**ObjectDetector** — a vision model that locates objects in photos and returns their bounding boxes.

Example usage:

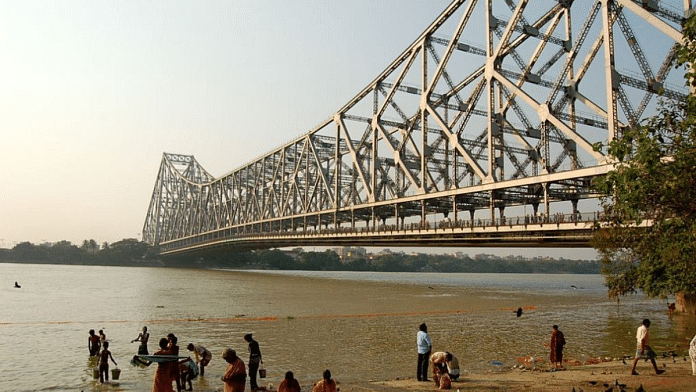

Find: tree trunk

[675,293,696,313]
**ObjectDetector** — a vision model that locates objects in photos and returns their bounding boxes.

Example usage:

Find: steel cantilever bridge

[143,0,691,256]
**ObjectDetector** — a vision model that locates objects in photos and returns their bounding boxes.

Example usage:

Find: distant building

[334,246,366,262]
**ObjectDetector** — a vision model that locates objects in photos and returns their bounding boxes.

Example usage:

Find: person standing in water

[88,329,101,357]
[152,338,175,392]
[244,333,263,391]
[186,343,212,376]
[167,333,183,392]
[132,326,150,355]
[97,341,117,383]
[221,348,247,392]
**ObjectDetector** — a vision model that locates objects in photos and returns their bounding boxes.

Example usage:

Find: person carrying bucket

[97,341,118,383]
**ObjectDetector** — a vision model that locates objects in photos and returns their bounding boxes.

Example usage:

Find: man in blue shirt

[416,323,432,381]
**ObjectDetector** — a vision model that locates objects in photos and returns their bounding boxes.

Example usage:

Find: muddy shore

[337,358,694,392]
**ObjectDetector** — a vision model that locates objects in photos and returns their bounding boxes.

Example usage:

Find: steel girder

[143,0,690,248]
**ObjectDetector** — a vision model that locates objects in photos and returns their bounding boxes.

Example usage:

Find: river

[1,263,693,392]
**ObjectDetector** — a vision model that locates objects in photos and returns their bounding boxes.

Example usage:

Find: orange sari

[151,349,175,392]
[222,357,247,392]
[311,379,336,392]
[277,378,301,392]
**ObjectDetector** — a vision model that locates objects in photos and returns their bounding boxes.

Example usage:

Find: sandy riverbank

[338,358,695,392]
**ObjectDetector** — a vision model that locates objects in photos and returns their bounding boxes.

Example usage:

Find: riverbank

[342,359,695,392]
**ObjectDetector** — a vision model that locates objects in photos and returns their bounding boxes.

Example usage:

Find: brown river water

[1,263,694,391]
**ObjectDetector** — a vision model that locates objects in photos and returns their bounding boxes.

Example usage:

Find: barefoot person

[244,333,263,390]
[132,326,150,355]
[179,357,199,391]
[152,338,175,392]
[88,329,101,357]
[187,343,212,376]
[549,325,566,369]
[630,319,664,376]
[446,352,460,381]
[221,349,247,392]
[97,341,117,384]
[167,333,182,392]
[429,351,452,389]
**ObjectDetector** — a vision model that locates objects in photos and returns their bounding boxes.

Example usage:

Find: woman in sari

[221,348,247,392]
[277,371,301,392]
[311,369,336,392]
[152,338,175,392]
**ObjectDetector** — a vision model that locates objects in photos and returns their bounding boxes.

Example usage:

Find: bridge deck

[159,213,597,256]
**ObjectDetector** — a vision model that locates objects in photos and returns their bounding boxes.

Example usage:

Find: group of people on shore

[417,317,696,389]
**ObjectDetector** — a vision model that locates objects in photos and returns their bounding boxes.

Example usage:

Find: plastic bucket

[259,368,266,378]
[111,368,121,380]
[92,368,99,379]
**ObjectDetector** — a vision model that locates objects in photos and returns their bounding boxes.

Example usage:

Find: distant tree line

[169,249,601,274]
[0,239,158,266]
[0,240,600,274]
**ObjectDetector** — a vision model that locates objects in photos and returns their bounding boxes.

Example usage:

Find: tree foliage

[592,14,696,299]
[2,238,155,265]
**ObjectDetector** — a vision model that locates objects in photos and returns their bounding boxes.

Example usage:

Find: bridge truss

[143,0,691,255]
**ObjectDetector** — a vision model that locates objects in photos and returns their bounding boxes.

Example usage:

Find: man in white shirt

[187,343,212,376]
[630,319,664,376]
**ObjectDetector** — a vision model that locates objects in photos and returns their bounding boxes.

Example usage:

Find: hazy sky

[0,0,602,258]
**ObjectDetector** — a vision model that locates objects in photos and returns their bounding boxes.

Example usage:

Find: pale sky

[0,0,618,259]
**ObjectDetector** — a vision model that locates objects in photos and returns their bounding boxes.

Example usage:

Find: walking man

[630,319,664,376]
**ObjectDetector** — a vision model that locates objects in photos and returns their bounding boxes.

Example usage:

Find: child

[97,341,117,383]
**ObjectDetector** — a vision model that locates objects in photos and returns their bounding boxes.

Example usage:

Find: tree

[592,14,696,308]
[257,249,299,270]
